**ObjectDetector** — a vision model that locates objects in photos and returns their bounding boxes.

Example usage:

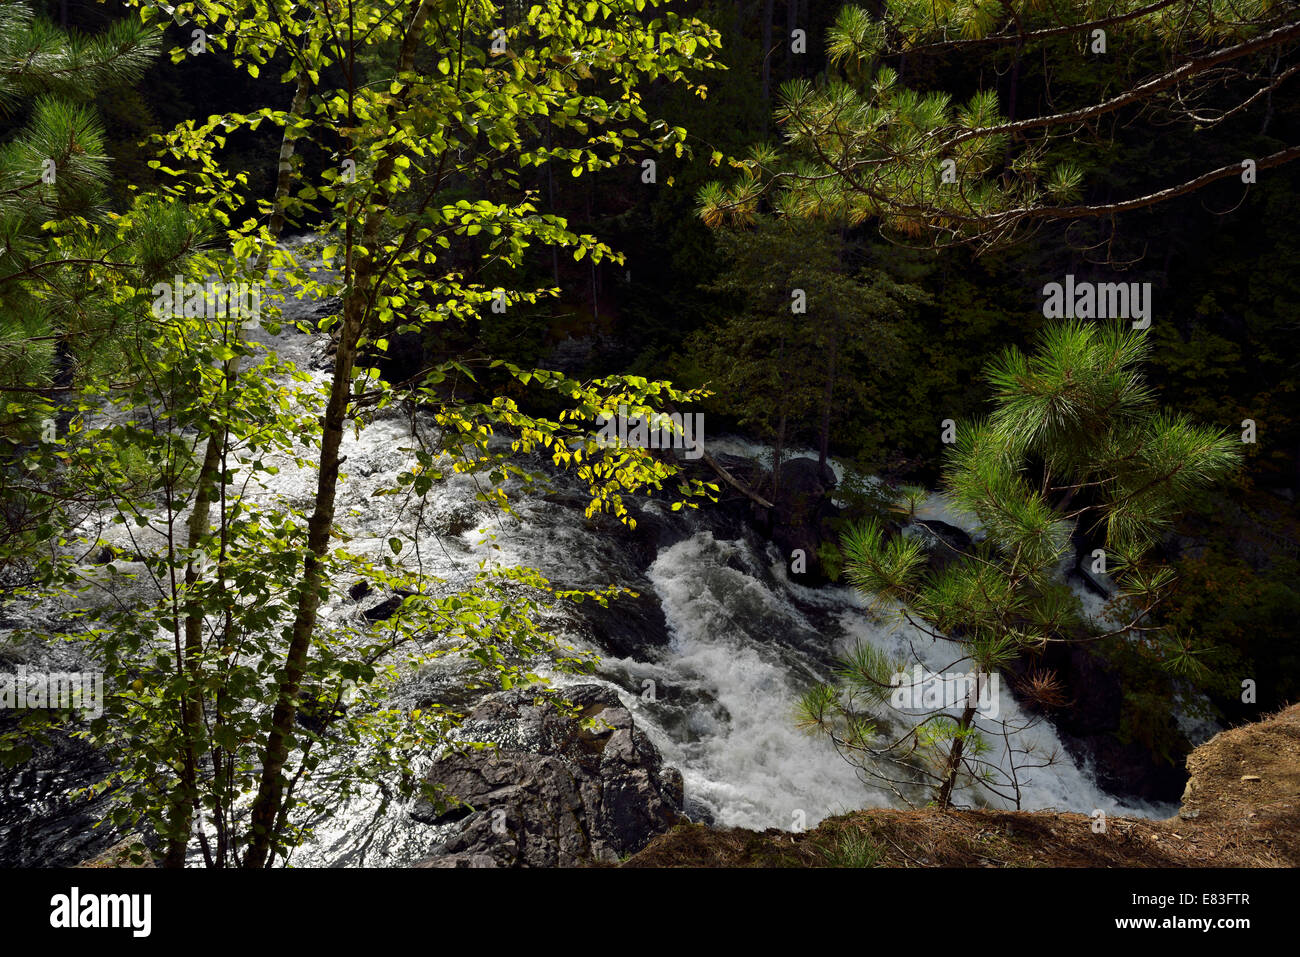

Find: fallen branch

[695,446,775,510]
[661,400,775,509]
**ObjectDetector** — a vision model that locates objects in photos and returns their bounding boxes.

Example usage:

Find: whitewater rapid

[0,239,1181,866]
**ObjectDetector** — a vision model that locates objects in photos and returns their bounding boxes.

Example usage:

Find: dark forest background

[20,0,1300,759]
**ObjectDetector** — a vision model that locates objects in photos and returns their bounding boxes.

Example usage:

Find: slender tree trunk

[771,329,788,501]
[761,0,774,109]
[243,1,430,868]
[817,329,837,480]
[785,0,798,80]
[772,408,787,501]
[243,285,362,867]
[161,435,223,867]
[587,178,598,321]
[546,117,559,285]
[163,72,313,868]
[1002,39,1022,174]
[937,699,978,808]
[1261,53,1278,135]
[818,237,849,483]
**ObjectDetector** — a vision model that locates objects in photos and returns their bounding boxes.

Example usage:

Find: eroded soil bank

[622,704,1300,868]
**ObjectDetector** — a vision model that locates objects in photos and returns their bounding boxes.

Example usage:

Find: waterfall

[0,242,1177,866]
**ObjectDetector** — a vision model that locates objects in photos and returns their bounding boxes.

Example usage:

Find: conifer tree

[0,1,162,424]
[798,320,1241,807]
[0,4,202,581]
[700,1,1300,249]
[688,216,924,490]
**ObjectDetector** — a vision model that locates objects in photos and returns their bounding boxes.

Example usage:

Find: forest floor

[623,704,1300,868]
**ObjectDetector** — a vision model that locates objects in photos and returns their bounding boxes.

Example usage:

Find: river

[0,240,1181,866]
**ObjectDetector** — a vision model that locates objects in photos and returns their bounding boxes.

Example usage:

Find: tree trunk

[243,1,430,868]
[817,329,837,480]
[546,117,559,285]
[785,0,798,81]
[937,699,978,808]
[699,447,775,510]
[163,71,313,868]
[1002,39,1022,174]
[761,0,774,109]
[772,408,787,502]
[663,399,774,509]
[771,327,789,501]
[243,285,363,867]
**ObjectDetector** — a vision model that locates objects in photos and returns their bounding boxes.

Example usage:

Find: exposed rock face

[902,519,973,573]
[412,684,683,867]
[360,589,413,622]
[576,588,672,660]
[768,457,839,581]
[77,834,153,868]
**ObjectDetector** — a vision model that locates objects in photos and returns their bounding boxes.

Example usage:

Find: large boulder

[902,519,973,573]
[768,457,839,582]
[77,834,153,868]
[412,684,683,867]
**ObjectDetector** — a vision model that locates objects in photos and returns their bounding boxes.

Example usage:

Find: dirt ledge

[622,704,1300,868]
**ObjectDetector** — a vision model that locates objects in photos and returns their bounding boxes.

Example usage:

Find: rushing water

[1,242,1182,866]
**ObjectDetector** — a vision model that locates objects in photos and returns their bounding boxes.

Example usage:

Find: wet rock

[541,335,601,374]
[766,457,839,582]
[302,294,342,322]
[1007,641,1187,804]
[903,519,973,573]
[361,590,414,622]
[77,834,153,868]
[414,852,497,868]
[1073,566,1112,598]
[577,587,672,658]
[411,684,684,867]
[91,545,136,566]
[439,503,480,538]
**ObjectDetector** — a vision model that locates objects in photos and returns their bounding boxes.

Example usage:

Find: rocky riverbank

[622,703,1300,867]
[75,697,1296,868]
[412,684,684,867]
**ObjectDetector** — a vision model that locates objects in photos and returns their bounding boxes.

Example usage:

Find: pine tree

[699,1,1300,249]
[0,5,205,583]
[798,320,1242,808]
[689,216,925,492]
[0,2,161,438]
